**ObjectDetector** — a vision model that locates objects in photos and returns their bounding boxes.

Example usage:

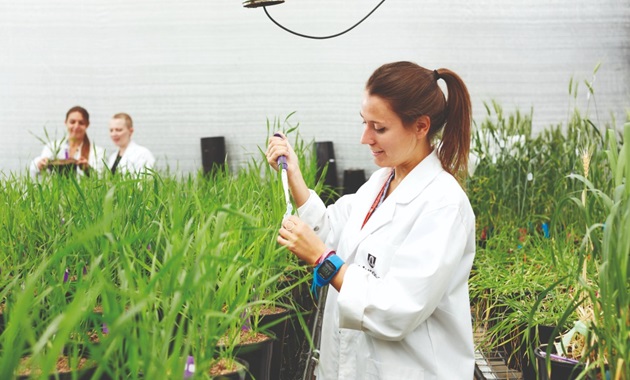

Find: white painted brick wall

[1,0,628,181]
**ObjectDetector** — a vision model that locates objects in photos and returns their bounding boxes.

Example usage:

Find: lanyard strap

[110,153,123,174]
[361,170,395,229]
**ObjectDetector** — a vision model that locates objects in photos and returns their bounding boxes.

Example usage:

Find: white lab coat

[298,150,476,380]
[107,141,155,175]
[30,139,106,177]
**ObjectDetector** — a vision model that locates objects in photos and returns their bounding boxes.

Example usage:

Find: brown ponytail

[434,68,471,183]
[366,62,472,184]
[81,135,90,162]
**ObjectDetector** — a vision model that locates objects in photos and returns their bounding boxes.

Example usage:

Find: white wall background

[1,0,629,179]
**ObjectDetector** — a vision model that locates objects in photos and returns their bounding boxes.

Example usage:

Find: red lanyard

[361,170,395,229]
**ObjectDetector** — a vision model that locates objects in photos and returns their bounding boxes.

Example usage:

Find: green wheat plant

[0,114,327,378]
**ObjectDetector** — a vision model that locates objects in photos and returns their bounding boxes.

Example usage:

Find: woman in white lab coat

[107,113,155,175]
[30,106,106,177]
[267,61,476,380]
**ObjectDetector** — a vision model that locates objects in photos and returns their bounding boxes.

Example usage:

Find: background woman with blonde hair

[107,112,155,175]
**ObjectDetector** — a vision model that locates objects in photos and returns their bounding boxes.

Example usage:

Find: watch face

[318,260,337,280]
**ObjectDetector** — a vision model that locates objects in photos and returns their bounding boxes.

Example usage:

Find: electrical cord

[263,0,387,40]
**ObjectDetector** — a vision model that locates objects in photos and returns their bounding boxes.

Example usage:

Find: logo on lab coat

[367,253,376,268]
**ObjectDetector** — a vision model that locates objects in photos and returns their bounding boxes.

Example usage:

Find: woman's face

[109,118,133,149]
[65,111,89,142]
[360,92,424,172]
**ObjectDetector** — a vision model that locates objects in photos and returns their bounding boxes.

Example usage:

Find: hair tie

[433,69,440,80]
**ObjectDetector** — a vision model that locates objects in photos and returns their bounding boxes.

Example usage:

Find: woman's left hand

[279,215,327,265]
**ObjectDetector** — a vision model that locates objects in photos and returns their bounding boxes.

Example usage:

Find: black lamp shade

[243,0,284,8]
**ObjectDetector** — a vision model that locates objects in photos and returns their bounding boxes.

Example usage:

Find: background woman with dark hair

[267,61,476,379]
[30,105,105,177]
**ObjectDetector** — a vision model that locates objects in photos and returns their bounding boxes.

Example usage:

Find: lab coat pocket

[363,357,425,380]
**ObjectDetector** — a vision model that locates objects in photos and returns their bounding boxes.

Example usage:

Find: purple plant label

[183,355,195,378]
[83,265,88,275]
[102,323,109,334]
[549,353,580,364]
[539,351,580,365]
[63,268,69,283]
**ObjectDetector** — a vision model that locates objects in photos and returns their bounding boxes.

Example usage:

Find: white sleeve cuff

[337,264,369,331]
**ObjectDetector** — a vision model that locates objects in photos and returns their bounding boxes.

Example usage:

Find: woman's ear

[415,115,431,138]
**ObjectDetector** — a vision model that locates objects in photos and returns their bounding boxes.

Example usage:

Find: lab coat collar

[355,149,444,244]
[119,141,138,157]
[389,149,444,205]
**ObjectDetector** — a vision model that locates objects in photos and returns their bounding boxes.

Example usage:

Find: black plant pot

[534,344,590,380]
[276,277,315,380]
[201,136,227,176]
[277,275,312,310]
[227,333,274,380]
[519,325,557,380]
[343,169,366,195]
[259,308,291,380]
[315,141,340,205]
[499,322,558,379]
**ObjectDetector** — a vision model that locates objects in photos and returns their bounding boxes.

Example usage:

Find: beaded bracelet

[314,249,336,267]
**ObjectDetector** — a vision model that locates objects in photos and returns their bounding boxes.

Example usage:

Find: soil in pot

[182,356,248,380]
[209,357,249,380]
[68,328,108,346]
[218,331,273,380]
[16,354,96,380]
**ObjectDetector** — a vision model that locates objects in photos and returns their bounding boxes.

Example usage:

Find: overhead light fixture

[243,0,387,40]
[243,0,284,8]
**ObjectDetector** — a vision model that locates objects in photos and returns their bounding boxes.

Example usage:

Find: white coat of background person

[267,62,476,379]
[30,105,106,178]
[107,113,155,175]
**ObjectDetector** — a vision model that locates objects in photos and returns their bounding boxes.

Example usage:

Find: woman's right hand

[266,132,300,174]
[37,157,49,171]
[265,132,311,208]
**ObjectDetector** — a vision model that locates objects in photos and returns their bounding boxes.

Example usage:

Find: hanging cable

[263,0,387,40]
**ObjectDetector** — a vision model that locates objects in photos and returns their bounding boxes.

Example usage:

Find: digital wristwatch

[311,254,344,298]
